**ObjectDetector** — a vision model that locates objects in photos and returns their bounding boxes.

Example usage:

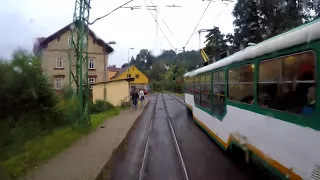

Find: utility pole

[69,0,132,126]
[70,0,91,125]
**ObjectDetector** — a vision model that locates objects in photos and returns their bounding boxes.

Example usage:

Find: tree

[203,27,228,60]
[232,0,263,48]
[231,0,307,49]
[121,63,129,68]
[130,49,156,72]
[304,0,320,20]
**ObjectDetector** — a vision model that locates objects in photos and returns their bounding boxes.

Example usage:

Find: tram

[183,19,320,180]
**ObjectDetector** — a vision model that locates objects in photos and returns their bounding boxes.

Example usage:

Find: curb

[95,100,151,180]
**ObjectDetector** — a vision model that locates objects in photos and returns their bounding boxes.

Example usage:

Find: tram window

[201,74,211,108]
[194,76,201,105]
[212,70,226,117]
[258,51,316,115]
[186,77,193,93]
[228,64,254,104]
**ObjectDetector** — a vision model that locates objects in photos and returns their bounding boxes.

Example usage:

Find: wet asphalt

[105,93,276,180]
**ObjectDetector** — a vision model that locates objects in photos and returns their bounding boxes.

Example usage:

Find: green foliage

[0,50,58,121]
[201,1,320,62]
[90,100,115,114]
[0,50,121,178]
[231,0,310,49]
[203,27,229,60]
[120,99,131,109]
[0,50,69,165]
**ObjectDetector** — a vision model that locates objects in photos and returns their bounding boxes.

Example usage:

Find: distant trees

[204,0,319,60]
[124,1,320,92]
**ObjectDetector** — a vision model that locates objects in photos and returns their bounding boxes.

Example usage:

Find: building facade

[33,22,114,91]
[92,78,133,106]
[107,67,120,80]
[110,65,149,90]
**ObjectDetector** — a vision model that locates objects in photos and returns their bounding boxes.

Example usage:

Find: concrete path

[24,100,149,180]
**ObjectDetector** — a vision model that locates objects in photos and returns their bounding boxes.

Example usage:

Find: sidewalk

[24,100,150,180]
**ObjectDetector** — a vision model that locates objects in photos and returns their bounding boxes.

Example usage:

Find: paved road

[106,93,276,180]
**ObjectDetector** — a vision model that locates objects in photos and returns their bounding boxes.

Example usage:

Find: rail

[161,93,189,180]
[139,93,159,180]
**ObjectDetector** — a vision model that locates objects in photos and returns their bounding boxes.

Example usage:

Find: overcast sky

[0,0,236,67]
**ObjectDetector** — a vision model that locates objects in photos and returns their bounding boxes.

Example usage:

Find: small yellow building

[92,78,133,106]
[110,65,149,90]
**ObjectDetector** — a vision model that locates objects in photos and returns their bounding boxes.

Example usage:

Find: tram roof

[184,18,320,78]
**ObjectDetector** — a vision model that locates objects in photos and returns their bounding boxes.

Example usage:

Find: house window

[68,36,72,46]
[88,78,95,88]
[55,78,63,90]
[135,74,139,78]
[56,57,63,68]
[88,58,95,69]
[127,74,131,78]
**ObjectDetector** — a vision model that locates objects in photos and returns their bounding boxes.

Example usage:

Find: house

[33,21,114,91]
[110,65,149,90]
[92,78,134,106]
[107,67,120,80]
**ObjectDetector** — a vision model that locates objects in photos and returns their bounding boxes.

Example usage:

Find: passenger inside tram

[259,53,315,115]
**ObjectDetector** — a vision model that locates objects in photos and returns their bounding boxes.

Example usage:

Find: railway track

[166,93,184,105]
[161,93,189,180]
[139,93,189,180]
[138,93,158,180]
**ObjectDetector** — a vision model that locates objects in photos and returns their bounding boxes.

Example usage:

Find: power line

[89,0,134,25]
[143,0,176,51]
[212,2,230,22]
[148,0,175,36]
[183,0,212,49]
[196,2,230,49]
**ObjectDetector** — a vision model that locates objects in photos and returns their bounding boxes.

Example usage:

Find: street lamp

[127,47,134,72]
[103,41,116,101]
[127,47,134,88]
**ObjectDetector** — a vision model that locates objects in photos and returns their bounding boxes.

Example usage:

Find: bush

[120,99,131,109]
[0,50,68,165]
[90,100,115,114]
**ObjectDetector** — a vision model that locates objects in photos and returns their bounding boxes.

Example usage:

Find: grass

[1,108,120,178]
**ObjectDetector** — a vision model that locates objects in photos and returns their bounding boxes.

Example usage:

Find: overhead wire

[143,0,176,51]
[183,0,212,49]
[184,0,232,49]
[148,0,175,36]
[89,0,135,25]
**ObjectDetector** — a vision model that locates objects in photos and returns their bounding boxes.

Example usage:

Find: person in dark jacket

[131,88,139,110]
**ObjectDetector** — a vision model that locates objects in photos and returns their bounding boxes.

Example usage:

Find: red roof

[107,67,121,72]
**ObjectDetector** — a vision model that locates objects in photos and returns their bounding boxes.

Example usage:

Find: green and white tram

[184,19,320,180]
